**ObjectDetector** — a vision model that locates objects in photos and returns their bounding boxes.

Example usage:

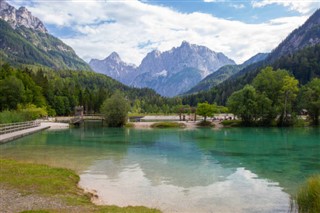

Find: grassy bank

[221,120,242,127]
[196,120,215,127]
[151,122,186,128]
[296,175,320,213]
[0,158,161,213]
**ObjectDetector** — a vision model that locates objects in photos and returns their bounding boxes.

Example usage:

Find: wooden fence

[0,121,40,135]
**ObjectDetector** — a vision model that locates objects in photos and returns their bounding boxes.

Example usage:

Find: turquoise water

[1,123,319,212]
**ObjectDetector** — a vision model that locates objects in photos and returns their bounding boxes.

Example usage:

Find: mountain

[185,53,269,94]
[0,0,47,33]
[242,53,269,66]
[131,41,235,97]
[89,52,137,85]
[133,67,203,97]
[137,41,235,78]
[182,9,320,105]
[0,0,90,70]
[90,41,235,97]
[268,9,320,62]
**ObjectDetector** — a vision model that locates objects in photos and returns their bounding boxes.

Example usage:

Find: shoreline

[0,158,160,213]
[132,120,224,129]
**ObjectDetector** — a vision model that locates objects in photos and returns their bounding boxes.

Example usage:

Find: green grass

[124,123,135,128]
[0,159,161,213]
[196,120,215,127]
[221,120,242,127]
[296,175,320,213]
[151,122,186,128]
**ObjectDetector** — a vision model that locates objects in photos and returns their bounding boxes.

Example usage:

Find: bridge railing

[0,121,40,135]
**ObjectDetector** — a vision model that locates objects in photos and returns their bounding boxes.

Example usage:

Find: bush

[221,120,241,127]
[151,122,186,128]
[196,120,215,127]
[0,110,25,124]
[124,122,135,128]
[296,175,320,213]
[0,104,47,124]
[18,104,47,120]
[100,91,130,127]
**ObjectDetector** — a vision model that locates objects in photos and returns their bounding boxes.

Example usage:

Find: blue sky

[8,0,320,64]
[146,0,300,23]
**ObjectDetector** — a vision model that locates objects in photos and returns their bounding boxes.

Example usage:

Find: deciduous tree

[100,91,130,127]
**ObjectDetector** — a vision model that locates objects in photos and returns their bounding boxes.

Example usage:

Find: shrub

[100,91,130,127]
[296,175,320,213]
[196,120,215,127]
[0,110,24,124]
[124,122,135,128]
[151,122,186,128]
[221,120,242,127]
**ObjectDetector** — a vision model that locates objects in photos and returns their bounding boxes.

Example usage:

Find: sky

[8,0,320,65]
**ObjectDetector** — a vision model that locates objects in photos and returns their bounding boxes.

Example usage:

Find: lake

[1,122,319,212]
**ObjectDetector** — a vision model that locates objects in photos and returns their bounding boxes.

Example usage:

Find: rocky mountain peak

[91,41,235,97]
[106,52,121,62]
[181,40,191,47]
[0,0,47,33]
[148,49,162,58]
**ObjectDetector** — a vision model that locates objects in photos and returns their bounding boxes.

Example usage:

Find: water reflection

[1,124,319,212]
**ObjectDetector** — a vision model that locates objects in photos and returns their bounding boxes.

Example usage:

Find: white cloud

[8,0,311,65]
[251,0,320,14]
[230,3,245,9]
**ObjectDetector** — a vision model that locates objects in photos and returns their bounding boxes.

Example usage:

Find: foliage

[124,123,135,128]
[227,67,300,126]
[0,110,25,124]
[0,104,47,124]
[0,20,90,71]
[18,104,48,121]
[221,120,242,127]
[151,122,186,128]
[196,102,215,121]
[182,44,320,106]
[252,67,299,126]
[296,175,320,213]
[0,158,161,213]
[227,85,260,125]
[196,120,215,127]
[0,64,184,117]
[186,64,244,94]
[298,78,320,125]
[100,91,130,127]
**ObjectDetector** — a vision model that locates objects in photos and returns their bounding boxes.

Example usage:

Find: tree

[299,78,320,125]
[227,85,258,125]
[279,75,299,125]
[196,102,215,121]
[252,67,299,125]
[100,91,130,127]
[174,105,190,121]
[0,76,25,110]
[132,99,142,114]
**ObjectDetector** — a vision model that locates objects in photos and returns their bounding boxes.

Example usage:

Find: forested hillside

[0,64,182,117]
[182,44,320,106]
[0,20,90,70]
